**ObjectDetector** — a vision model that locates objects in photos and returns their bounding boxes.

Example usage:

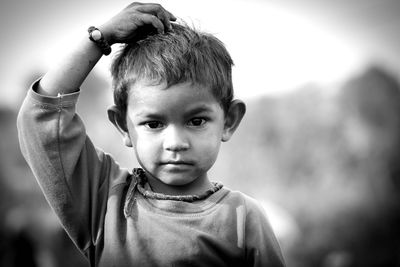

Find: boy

[17,2,285,266]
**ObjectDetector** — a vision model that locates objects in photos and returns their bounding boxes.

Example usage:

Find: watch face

[91,30,102,41]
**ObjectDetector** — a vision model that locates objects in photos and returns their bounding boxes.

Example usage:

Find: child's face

[124,81,226,192]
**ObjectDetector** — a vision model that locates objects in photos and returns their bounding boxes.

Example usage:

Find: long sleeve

[16,80,129,257]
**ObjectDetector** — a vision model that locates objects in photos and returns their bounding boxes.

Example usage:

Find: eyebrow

[185,105,214,116]
[132,104,214,118]
[133,110,164,119]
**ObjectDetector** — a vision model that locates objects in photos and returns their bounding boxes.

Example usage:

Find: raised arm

[38,2,176,96]
[18,2,176,257]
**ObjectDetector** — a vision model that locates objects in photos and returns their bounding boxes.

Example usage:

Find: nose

[163,126,190,152]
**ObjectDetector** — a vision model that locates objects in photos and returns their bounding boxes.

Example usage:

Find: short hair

[110,23,234,128]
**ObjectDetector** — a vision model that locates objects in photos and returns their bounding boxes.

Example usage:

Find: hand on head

[100,2,177,45]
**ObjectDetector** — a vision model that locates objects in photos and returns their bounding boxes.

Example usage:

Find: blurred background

[1,0,400,266]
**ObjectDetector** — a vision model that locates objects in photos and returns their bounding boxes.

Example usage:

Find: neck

[145,173,213,196]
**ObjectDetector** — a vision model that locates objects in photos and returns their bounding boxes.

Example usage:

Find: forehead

[127,81,221,113]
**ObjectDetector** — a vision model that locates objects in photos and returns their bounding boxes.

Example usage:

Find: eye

[188,118,206,127]
[144,121,164,129]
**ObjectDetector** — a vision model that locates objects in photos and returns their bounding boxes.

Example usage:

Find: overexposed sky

[1,0,400,107]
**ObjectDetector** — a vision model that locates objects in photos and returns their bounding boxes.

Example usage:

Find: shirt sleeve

[244,196,286,267]
[16,80,129,255]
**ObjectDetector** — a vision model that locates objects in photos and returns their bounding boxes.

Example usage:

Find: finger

[137,13,165,33]
[157,10,172,31]
[135,3,164,16]
[165,10,177,21]
[143,6,171,31]
[126,2,143,9]
[157,10,178,31]
[136,4,176,29]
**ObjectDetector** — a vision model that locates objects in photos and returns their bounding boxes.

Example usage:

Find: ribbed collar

[124,168,224,218]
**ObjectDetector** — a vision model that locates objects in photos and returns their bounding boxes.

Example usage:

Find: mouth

[159,160,194,172]
[160,160,194,166]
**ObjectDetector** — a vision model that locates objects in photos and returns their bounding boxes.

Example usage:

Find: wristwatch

[88,26,112,56]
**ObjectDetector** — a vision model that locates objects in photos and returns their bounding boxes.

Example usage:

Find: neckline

[123,168,227,218]
[133,168,224,202]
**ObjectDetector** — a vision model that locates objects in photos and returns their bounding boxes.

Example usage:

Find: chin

[160,175,195,187]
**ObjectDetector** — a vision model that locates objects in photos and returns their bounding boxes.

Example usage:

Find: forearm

[38,32,104,96]
[37,2,176,97]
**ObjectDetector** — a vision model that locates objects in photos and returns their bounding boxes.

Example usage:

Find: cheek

[131,132,162,163]
[126,123,154,158]
[195,124,224,153]
[196,137,222,164]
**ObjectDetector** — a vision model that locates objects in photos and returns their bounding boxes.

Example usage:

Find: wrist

[88,26,112,55]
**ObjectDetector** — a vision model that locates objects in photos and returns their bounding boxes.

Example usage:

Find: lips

[159,160,194,172]
[161,160,194,165]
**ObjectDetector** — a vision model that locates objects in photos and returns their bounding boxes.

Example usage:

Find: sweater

[17,81,285,267]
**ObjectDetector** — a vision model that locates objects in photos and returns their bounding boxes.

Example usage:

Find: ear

[222,100,246,142]
[107,105,132,147]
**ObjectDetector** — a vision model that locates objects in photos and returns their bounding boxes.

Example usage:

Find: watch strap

[88,26,112,56]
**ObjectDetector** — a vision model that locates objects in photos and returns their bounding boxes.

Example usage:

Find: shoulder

[95,149,132,191]
[222,188,278,241]
[222,188,267,217]
[220,188,276,232]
